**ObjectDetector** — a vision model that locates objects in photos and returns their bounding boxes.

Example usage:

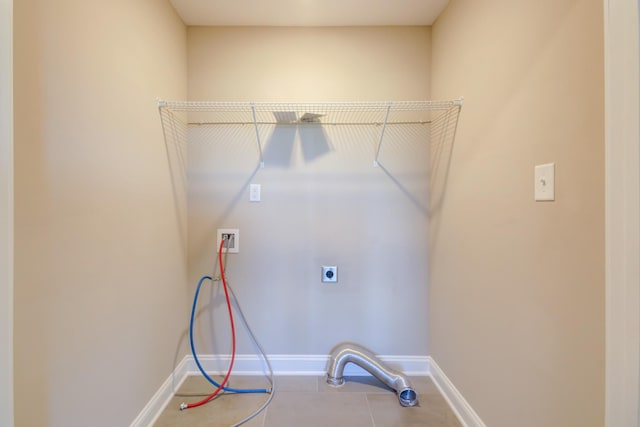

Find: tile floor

[154,374,463,427]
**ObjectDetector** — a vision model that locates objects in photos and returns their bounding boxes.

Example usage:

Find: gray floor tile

[270,375,318,392]
[154,393,268,427]
[154,376,271,427]
[263,391,373,427]
[153,375,462,427]
[367,389,463,427]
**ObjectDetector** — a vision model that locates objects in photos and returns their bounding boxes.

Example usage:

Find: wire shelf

[158,99,463,167]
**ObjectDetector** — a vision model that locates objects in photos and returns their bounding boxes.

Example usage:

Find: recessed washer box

[322,266,337,283]
[217,228,239,253]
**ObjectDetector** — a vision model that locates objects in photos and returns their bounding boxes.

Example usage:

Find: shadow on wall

[263,123,332,168]
[427,104,462,253]
[160,101,461,268]
[160,107,189,255]
[376,104,462,219]
[429,103,462,214]
[160,103,462,258]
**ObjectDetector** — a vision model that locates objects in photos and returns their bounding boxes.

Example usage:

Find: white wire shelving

[158,99,463,167]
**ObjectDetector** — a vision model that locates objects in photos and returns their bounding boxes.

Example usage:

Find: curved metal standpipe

[326,343,419,407]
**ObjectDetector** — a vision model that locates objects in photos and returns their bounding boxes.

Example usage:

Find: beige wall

[188,26,431,102]
[186,27,434,356]
[430,1,604,426]
[13,1,188,426]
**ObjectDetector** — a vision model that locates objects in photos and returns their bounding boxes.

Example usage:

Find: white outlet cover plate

[535,163,555,201]
[249,184,261,202]
[217,228,239,253]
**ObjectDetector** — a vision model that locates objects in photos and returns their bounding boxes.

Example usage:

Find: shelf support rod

[373,103,392,167]
[251,103,265,168]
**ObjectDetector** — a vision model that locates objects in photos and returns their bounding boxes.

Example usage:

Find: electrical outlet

[322,266,337,283]
[217,228,239,253]
[249,184,261,202]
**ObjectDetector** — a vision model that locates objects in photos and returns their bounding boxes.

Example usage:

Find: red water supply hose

[182,237,237,410]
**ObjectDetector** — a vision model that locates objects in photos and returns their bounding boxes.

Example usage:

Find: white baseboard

[130,357,190,427]
[131,354,484,427]
[186,353,431,377]
[427,357,486,427]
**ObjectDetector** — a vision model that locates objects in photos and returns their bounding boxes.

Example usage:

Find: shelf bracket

[251,103,265,168]
[373,103,392,167]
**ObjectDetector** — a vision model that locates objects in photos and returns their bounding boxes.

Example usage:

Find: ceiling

[169,0,450,27]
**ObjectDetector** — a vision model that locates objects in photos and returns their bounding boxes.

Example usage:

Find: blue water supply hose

[189,275,269,394]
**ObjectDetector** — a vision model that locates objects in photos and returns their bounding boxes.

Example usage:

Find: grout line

[364,393,377,427]
[260,402,267,427]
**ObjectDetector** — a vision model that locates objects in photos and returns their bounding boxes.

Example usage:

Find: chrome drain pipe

[326,343,419,407]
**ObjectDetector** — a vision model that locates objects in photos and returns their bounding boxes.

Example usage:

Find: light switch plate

[535,163,555,201]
